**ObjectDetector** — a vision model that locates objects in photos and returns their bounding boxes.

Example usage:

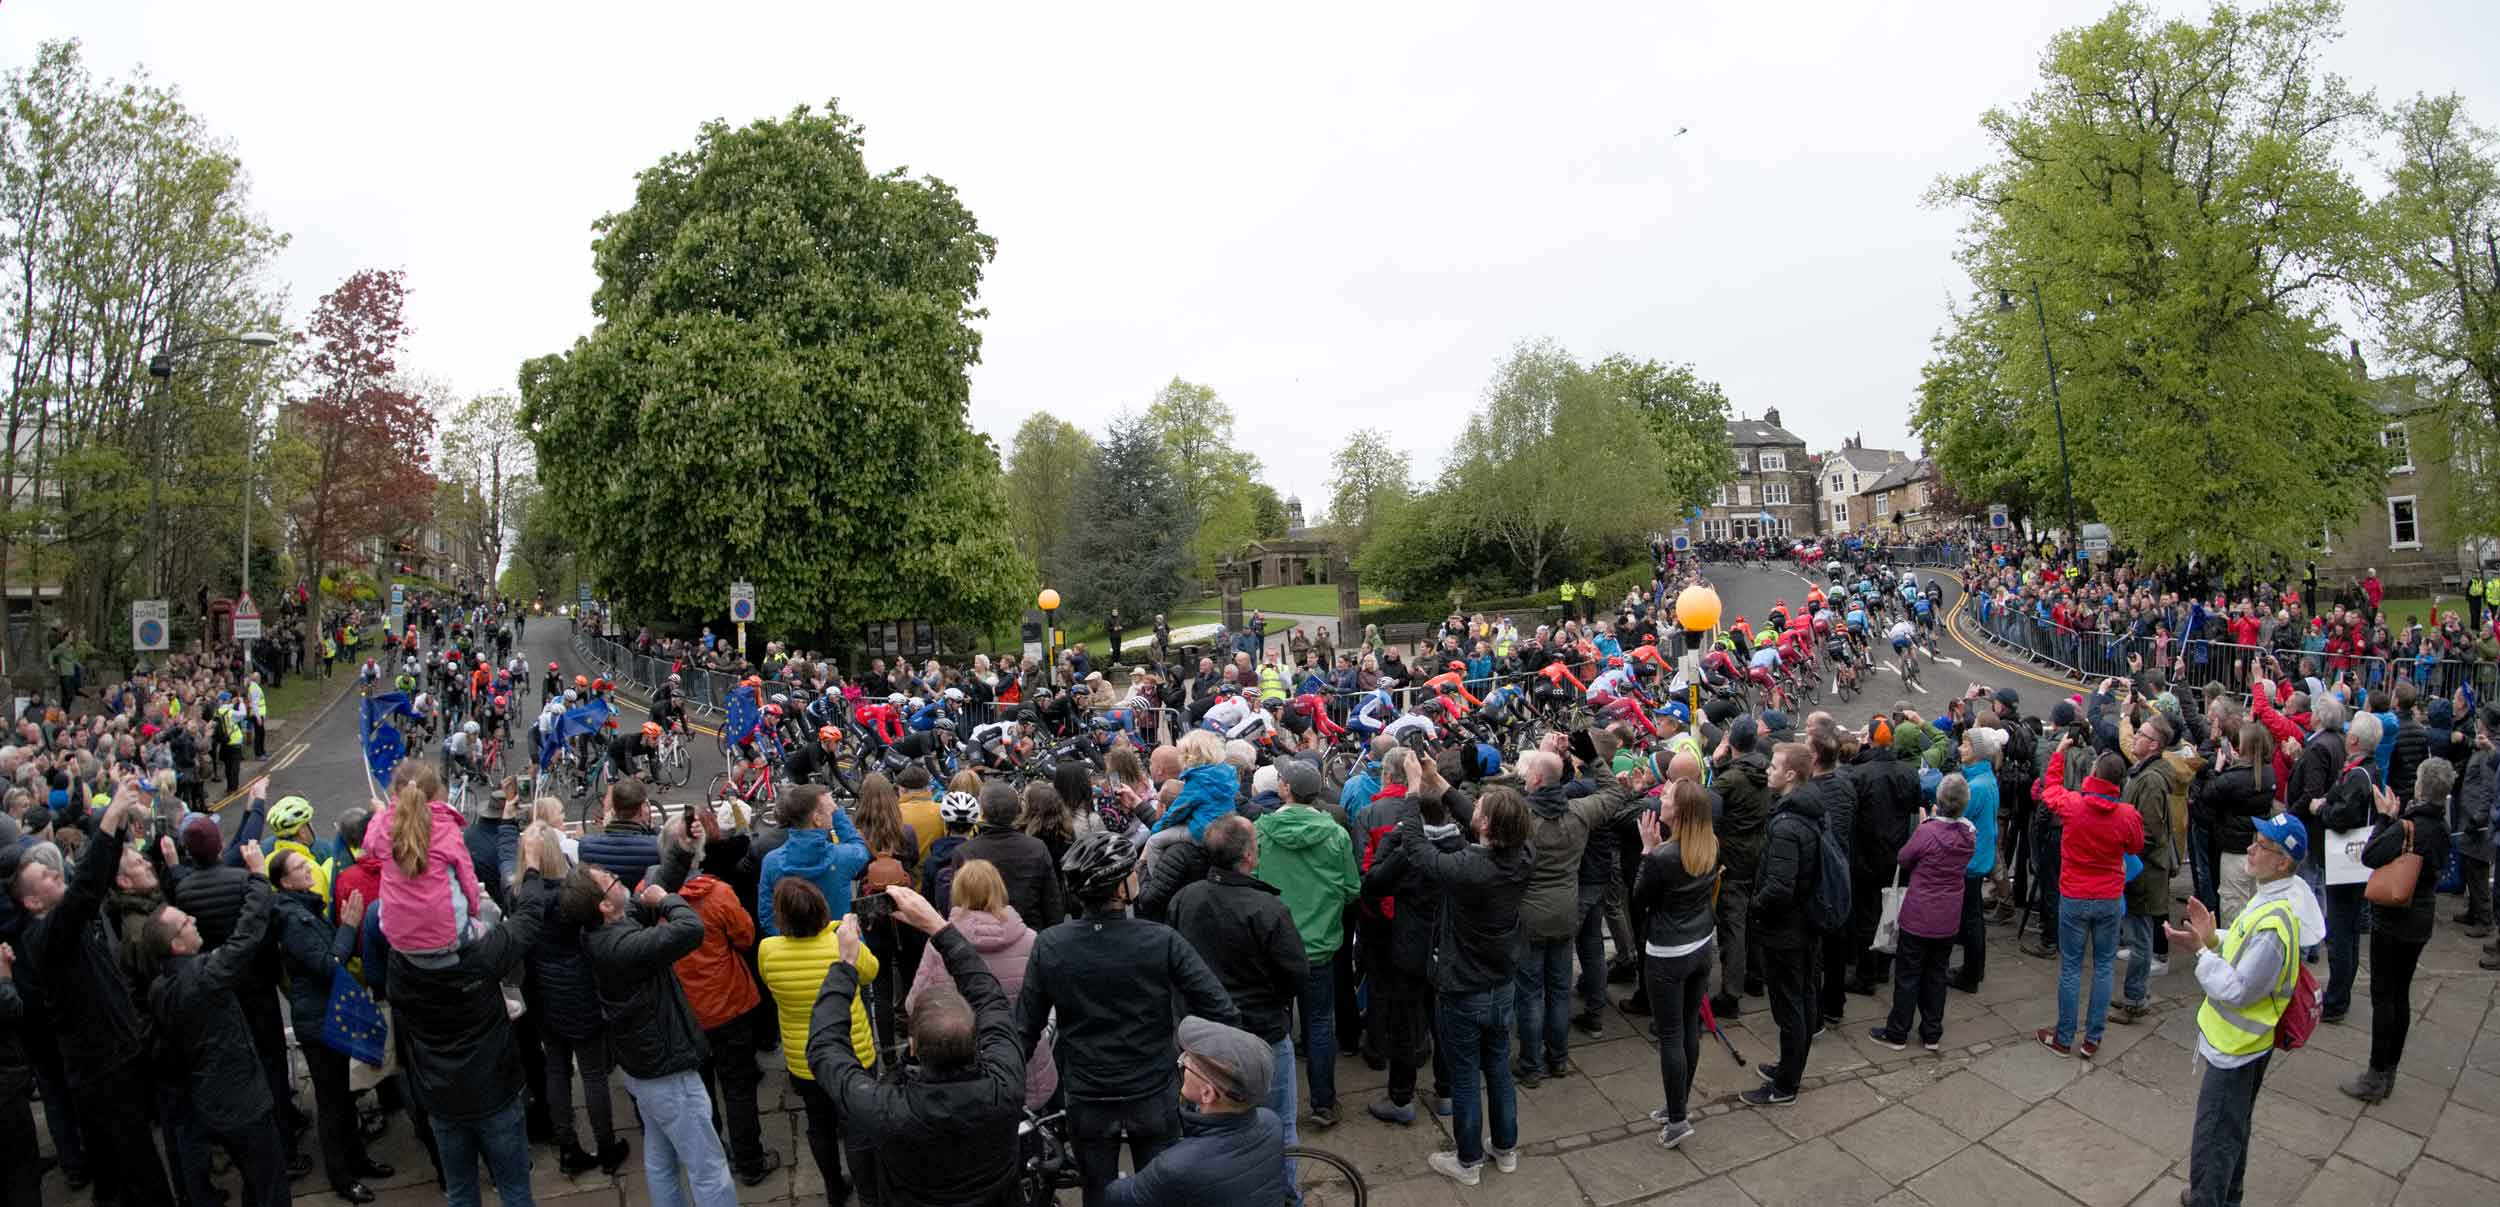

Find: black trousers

[1068,1091,1181,1207]
[793,1076,848,1201]
[0,1083,39,1207]
[1760,941,1817,1097]
[2370,931,2427,1074]
[303,1040,376,1190]
[70,1070,175,1207]
[204,1113,291,1207]
[1647,945,1713,1124]
[1378,963,1445,1105]
[1954,874,1989,984]
[241,986,304,1142]
[1883,932,1954,1044]
[702,1012,768,1175]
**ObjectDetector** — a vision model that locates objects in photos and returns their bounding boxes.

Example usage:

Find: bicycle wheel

[707,771,732,803]
[660,746,692,788]
[1286,1145,1366,1207]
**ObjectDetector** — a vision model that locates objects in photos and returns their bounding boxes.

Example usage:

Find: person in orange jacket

[665,813,783,1186]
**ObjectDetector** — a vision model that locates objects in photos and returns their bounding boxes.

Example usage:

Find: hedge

[1356,562,1657,630]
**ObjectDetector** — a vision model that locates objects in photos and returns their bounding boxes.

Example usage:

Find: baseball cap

[1662,700,1692,725]
[1178,1015,1272,1105]
[2253,814,2307,864]
[1278,761,1325,803]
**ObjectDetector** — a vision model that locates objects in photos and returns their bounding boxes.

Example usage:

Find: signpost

[729,581,755,660]
[1988,504,2010,531]
[132,599,170,652]
[232,593,262,642]
[2080,522,2112,558]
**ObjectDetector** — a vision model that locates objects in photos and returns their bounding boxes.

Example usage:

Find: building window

[1735,483,1752,506]
[1764,483,1791,505]
[1830,472,1844,492]
[1737,450,1753,472]
[2383,423,2412,474]
[2388,496,2420,549]
[1875,494,1890,517]
[1759,451,1787,473]
[1713,484,1731,507]
[1704,518,1730,541]
[1832,501,1849,524]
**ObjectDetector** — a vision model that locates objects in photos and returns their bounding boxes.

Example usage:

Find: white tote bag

[2324,825,2373,885]
[1870,865,1907,954]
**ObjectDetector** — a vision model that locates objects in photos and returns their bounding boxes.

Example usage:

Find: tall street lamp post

[1998,284,2076,546]
[145,329,281,599]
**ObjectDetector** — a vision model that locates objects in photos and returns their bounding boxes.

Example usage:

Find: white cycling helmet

[943,687,965,703]
[887,693,907,707]
[909,696,927,710]
[938,791,982,826]
[463,721,481,736]
[563,689,579,704]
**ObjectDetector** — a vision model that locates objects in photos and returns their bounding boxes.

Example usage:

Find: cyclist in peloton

[1887,616,1921,672]
[1016,831,1239,1207]
[1199,684,1257,737]
[607,720,659,785]
[783,725,845,787]
[443,719,481,786]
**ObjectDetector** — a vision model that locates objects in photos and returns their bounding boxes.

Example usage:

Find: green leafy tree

[1325,430,1412,552]
[1001,412,1096,576]
[1442,340,1672,589]
[1355,487,1473,602]
[2371,92,2500,539]
[1248,482,1288,540]
[1920,0,2384,567]
[1595,356,1735,518]
[1141,377,1259,579]
[437,390,533,586]
[521,102,1031,638]
[1056,413,1193,623]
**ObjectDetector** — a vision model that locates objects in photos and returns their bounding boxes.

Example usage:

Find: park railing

[1960,592,2500,704]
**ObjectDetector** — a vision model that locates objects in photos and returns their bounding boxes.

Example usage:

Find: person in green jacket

[1253,761,1360,1126]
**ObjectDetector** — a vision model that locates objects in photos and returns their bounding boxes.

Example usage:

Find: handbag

[320,966,388,1067]
[2364,819,2421,908]
[1870,865,1906,955]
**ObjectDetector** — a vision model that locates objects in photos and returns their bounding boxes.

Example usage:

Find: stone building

[1697,408,1819,543]
[1817,436,1909,536]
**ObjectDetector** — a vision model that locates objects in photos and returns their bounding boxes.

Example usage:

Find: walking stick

[1697,993,1747,1066]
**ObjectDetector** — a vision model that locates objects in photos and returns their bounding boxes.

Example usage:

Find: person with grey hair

[2345,755,2453,1103]
[2315,708,2382,1024]
[2283,690,2345,906]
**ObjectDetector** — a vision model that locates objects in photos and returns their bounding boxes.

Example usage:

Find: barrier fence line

[1960,591,2498,705]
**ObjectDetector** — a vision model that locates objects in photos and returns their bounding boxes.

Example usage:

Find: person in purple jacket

[1869,774,1978,1053]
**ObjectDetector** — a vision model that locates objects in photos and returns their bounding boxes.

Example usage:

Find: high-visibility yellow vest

[2485,576,2500,608]
[2194,898,2300,1058]
[1559,582,1577,602]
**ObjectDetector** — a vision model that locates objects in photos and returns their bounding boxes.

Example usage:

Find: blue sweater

[1960,761,2000,878]
[756,812,867,936]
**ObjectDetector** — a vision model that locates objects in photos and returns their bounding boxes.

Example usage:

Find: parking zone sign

[729,582,756,623]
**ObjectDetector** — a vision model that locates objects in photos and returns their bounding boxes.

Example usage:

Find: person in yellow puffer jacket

[756,878,879,1200]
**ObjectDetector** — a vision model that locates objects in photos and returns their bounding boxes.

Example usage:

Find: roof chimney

[1762,406,1782,430]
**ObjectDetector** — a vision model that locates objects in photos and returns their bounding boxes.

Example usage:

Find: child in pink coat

[364,767,483,954]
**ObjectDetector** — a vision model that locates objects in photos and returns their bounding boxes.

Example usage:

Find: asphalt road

[241,616,741,845]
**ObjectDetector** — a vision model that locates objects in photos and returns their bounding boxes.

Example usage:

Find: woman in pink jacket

[904,858,1055,1106]
[363,762,484,954]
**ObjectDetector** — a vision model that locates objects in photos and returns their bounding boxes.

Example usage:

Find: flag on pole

[360,692,415,789]
[537,698,614,770]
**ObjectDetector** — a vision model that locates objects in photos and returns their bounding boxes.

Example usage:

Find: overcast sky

[10,1,2493,513]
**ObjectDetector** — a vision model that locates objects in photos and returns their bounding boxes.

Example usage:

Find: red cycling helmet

[818,725,840,744]
[641,721,662,740]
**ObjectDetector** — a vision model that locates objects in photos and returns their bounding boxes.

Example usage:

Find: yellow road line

[1944,592,2083,695]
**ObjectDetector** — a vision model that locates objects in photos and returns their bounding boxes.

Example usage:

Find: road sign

[729,582,756,623]
[387,604,406,635]
[1988,504,2010,530]
[577,583,592,606]
[1672,532,1690,552]
[2080,522,2113,555]
[232,593,262,641]
[133,599,170,651]
[390,583,405,606]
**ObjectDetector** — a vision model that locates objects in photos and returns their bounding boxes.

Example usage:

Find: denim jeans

[621,1068,739,1207]
[2055,895,2122,1046]
[1437,987,1518,1167]
[2121,911,2157,1007]
[431,1094,536,1207]
[1295,956,1339,1110]
[1513,938,1575,1072]
[1268,1035,1302,1202]
[1572,883,1609,1017]
[2187,1051,2270,1207]
[2188,823,2219,916]
[2322,883,2365,1017]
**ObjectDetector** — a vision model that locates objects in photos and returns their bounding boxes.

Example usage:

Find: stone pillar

[1334,555,1361,646]
[1220,557,1247,633]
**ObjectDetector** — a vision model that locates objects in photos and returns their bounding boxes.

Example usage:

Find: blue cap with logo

[2252,814,2307,865]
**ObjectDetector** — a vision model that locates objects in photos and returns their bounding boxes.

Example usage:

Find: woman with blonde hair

[362,761,482,955]
[530,796,582,861]
[1100,745,1155,836]
[946,767,984,800]
[1632,779,1721,1148]
[904,858,1055,1106]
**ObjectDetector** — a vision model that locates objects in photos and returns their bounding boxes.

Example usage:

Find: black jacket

[1752,781,1832,950]
[1138,838,1211,924]
[381,875,551,1122]
[2363,799,2450,944]
[21,825,150,1084]
[2319,761,2377,834]
[523,884,605,1042]
[2388,721,2431,803]
[1168,868,1306,1043]
[465,816,518,910]
[1105,1106,1286,1207]
[954,825,1063,930]
[1016,907,1237,1101]
[0,970,27,1102]
[148,873,275,1128]
[1632,842,1720,954]
[809,925,1026,1207]
[1846,748,1918,885]
[2195,764,2278,859]
[1713,750,1772,883]
[1383,820,1532,994]
[174,863,281,988]
[270,887,358,1035]
[584,853,709,1080]
[579,820,661,890]
[2287,730,2344,821]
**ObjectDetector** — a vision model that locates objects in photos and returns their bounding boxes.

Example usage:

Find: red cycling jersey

[853,702,902,744]
[1292,693,1346,738]
[1537,661,1588,693]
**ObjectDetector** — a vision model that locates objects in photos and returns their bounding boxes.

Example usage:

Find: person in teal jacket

[757,785,869,936]
[1949,728,2003,992]
[1253,761,1361,1123]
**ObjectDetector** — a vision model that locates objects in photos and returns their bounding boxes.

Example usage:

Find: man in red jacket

[2034,737,2144,1059]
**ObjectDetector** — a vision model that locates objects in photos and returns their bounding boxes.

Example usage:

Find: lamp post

[1037,588,1061,687]
[145,329,282,600]
[1675,582,1722,720]
[1998,284,2076,547]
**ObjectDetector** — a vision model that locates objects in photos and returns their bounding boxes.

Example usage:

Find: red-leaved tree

[284,269,436,632]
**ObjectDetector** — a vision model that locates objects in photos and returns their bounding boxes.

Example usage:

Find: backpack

[2275,962,2321,1051]
[1792,811,1852,933]
[861,848,912,898]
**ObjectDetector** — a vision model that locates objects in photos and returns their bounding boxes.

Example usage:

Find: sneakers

[1432,1096,1454,1118]
[1426,1151,1480,1186]
[2020,939,2057,960]
[1946,973,1982,994]
[2340,1069,2394,1103]
[1867,1026,1909,1052]
[1573,1011,1606,1038]
[2149,958,2170,977]
[1514,1062,1543,1089]
[2077,1038,2100,1060]
[1657,1119,1695,1149]
[1648,1106,1676,1124]
[1366,1098,1416,1125]
[1922,1038,1943,1053]
[1308,1104,1339,1129]
[1492,1147,1519,1174]
[558,1145,600,1176]
[2035,1028,2073,1057]
[2110,1002,2148,1026]
[1739,1085,1798,1107]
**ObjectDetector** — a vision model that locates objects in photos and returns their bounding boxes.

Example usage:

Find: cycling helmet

[938,791,982,826]
[594,678,611,692]
[1263,696,1286,710]
[1606,655,1626,668]
[741,676,763,689]
[548,661,560,671]
[574,674,589,688]
[909,696,927,710]
[668,673,681,684]
[933,716,959,733]
[770,693,790,706]
[1061,830,1142,901]
[493,694,508,708]
[812,725,838,744]
[641,721,662,740]
[267,795,315,835]
[478,657,491,667]
[562,689,579,703]
[943,687,965,703]
[763,704,784,718]
[886,693,907,706]
[1447,660,1466,673]
[464,721,481,735]
[1016,706,1040,725]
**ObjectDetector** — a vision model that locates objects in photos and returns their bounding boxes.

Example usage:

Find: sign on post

[388,604,406,635]
[2080,523,2112,556]
[728,582,756,624]
[390,583,405,606]
[132,600,170,651]
[232,593,262,642]
[1988,505,2010,530]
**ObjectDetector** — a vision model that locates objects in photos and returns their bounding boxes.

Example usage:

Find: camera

[851,893,895,928]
